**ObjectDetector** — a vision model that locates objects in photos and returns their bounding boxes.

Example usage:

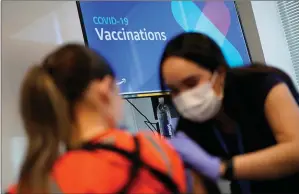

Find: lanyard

[213,126,244,155]
[213,126,251,194]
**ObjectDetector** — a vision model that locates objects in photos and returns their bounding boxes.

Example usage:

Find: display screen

[77,1,251,98]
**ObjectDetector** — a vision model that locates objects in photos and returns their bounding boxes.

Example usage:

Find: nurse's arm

[224,83,299,179]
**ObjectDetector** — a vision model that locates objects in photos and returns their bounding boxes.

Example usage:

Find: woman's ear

[96,76,115,103]
[212,66,227,97]
[217,65,227,86]
[218,65,227,75]
[84,76,112,106]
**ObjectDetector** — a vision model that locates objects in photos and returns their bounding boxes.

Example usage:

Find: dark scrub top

[176,69,299,194]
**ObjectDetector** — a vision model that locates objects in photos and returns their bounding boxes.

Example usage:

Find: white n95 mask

[173,73,223,122]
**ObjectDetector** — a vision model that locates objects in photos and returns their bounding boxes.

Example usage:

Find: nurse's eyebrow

[181,75,200,85]
[166,75,200,92]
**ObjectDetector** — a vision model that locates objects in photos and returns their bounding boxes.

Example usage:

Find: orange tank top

[7,130,186,193]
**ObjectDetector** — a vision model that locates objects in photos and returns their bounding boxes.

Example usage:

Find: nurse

[160,32,299,194]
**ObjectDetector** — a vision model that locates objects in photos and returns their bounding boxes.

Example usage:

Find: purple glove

[169,131,221,182]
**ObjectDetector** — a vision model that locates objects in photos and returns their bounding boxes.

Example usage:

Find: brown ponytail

[17,65,72,193]
[16,43,116,193]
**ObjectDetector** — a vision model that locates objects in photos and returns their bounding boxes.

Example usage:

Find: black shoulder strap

[81,136,179,194]
[118,136,142,194]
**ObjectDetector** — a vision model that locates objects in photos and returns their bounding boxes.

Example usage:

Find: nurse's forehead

[162,57,211,85]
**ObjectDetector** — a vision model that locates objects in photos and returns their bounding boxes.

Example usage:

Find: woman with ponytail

[6,43,211,194]
[17,65,72,193]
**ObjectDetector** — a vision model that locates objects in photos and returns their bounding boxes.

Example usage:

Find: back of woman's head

[18,43,115,193]
[159,32,229,90]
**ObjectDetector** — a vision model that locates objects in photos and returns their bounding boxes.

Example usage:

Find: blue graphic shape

[171,1,243,67]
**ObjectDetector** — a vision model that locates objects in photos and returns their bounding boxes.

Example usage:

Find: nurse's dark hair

[18,43,114,193]
[159,32,229,90]
[158,32,297,94]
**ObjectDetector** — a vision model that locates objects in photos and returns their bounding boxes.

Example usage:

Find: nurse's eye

[183,76,200,89]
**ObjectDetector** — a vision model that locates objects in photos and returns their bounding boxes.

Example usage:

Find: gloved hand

[169,131,221,182]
